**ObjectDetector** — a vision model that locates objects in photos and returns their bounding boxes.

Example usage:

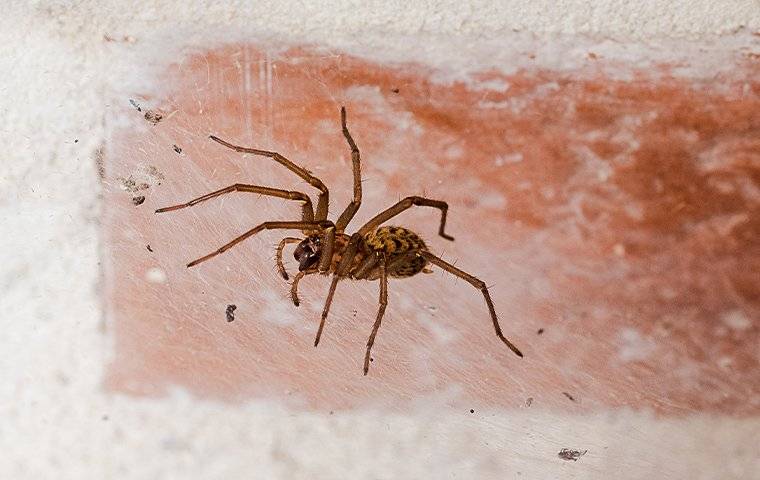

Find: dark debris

[129,99,142,112]
[132,195,145,206]
[558,448,587,461]
[173,144,182,154]
[144,110,163,125]
[226,304,237,322]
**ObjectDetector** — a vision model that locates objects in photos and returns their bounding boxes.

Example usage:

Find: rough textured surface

[1,2,759,479]
[106,46,759,416]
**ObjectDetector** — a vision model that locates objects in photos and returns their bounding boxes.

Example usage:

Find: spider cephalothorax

[156,106,523,375]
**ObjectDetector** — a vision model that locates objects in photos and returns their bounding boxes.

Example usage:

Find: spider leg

[352,253,379,280]
[316,276,339,346]
[156,183,314,223]
[290,270,315,306]
[357,196,455,241]
[209,136,330,220]
[314,233,362,346]
[419,251,523,358]
[276,237,302,280]
[317,225,335,273]
[334,106,362,232]
[364,254,388,375]
[187,221,332,268]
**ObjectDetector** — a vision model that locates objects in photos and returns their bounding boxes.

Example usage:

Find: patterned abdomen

[364,226,428,278]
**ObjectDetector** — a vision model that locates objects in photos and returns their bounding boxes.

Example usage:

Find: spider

[156,106,523,375]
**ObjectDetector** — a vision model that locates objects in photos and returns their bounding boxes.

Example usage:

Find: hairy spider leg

[358,196,455,241]
[363,254,388,375]
[275,237,302,280]
[208,135,330,221]
[352,253,379,280]
[186,220,333,268]
[290,270,316,307]
[317,225,336,273]
[314,233,362,346]
[419,251,523,358]
[155,184,314,222]
[334,106,363,232]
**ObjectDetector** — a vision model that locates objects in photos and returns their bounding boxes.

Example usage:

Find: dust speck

[144,110,164,125]
[558,448,587,461]
[226,304,237,322]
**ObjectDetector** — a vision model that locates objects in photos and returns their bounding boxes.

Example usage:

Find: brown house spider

[156,107,523,374]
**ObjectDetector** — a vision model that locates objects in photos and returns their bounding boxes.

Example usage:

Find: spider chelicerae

[156,106,523,375]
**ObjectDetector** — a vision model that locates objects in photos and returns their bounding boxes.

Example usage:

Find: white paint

[618,328,656,363]
[479,190,508,210]
[494,152,524,166]
[145,267,168,284]
[1,1,759,479]
[721,309,752,331]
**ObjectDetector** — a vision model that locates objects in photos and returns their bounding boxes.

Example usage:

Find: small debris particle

[369,357,374,362]
[226,304,237,322]
[588,52,598,60]
[144,110,163,125]
[391,88,400,94]
[74,139,79,143]
[562,392,576,402]
[129,99,142,112]
[469,409,475,414]
[329,411,334,415]
[119,166,164,193]
[146,244,153,252]
[95,148,105,179]
[525,397,533,407]
[132,195,145,206]
[558,448,587,461]
[121,178,137,192]
[537,328,544,335]
[102,415,109,421]
[173,144,182,154]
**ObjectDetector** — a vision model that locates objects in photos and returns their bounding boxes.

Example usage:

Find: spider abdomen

[364,226,428,278]
[364,226,426,254]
